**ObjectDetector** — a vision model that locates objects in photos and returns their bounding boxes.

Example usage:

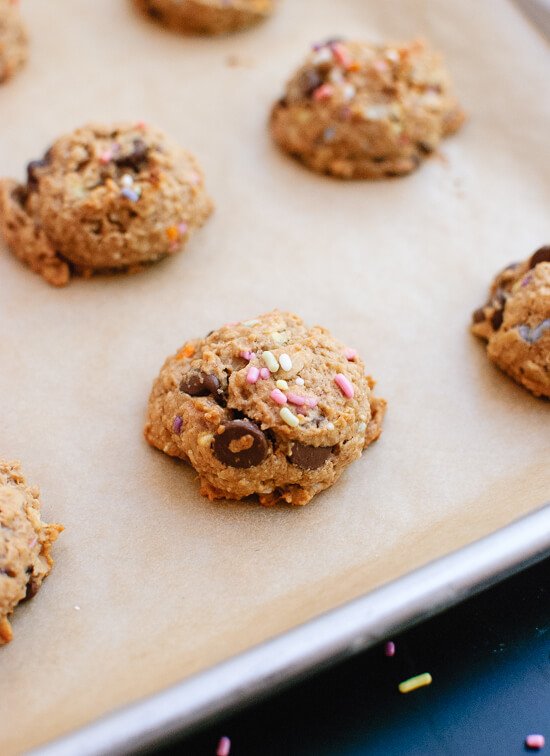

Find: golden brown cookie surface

[0,122,213,286]
[134,0,274,35]
[270,39,464,179]
[145,310,386,506]
[0,460,63,644]
[471,247,550,398]
[0,0,27,84]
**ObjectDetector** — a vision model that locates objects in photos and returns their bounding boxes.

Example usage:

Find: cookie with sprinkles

[471,246,550,398]
[134,0,275,35]
[0,0,28,83]
[270,38,464,179]
[0,460,63,645]
[145,310,386,506]
[0,122,213,286]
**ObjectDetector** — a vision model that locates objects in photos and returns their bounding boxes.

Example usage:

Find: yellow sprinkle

[276,380,288,390]
[198,433,213,448]
[398,673,432,694]
[280,407,299,427]
[262,350,279,373]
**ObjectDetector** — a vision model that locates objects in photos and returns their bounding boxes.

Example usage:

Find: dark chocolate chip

[146,4,164,20]
[298,69,323,97]
[114,138,149,171]
[529,246,550,269]
[213,420,268,468]
[289,442,332,470]
[491,308,504,330]
[26,159,49,190]
[24,577,39,601]
[417,141,434,154]
[179,371,220,397]
[472,307,486,324]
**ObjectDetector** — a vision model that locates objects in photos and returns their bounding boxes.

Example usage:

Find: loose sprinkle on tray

[525,734,545,750]
[216,736,231,756]
[398,672,432,694]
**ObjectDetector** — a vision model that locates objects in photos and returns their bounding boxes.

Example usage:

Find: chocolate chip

[213,420,268,468]
[417,141,434,154]
[180,371,220,397]
[24,577,39,601]
[491,308,504,330]
[529,246,550,269]
[299,69,323,97]
[26,158,49,190]
[289,442,332,470]
[114,139,149,171]
[472,307,486,324]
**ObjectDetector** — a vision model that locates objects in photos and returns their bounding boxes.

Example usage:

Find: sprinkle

[217,736,231,756]
[344,347,357,361]
[246,366,260,384]
[326,422,335,430]
[262,351,279,373]
[313,83,334,101]
[121,173,134,187]
[270,389,287,405]
[280,406,299,427]
[342,83,356,101]
[398,672,432,694]
[172,415,183,433]
[271,331,286,345]
[99,150,113,164]
[135,120,147,130]
[525,734,545,750]
[243,319,260,327]
[276,380,288,390]
[166,226,179,242]
[323,127,336,142]
[287,392,305,406]
[384,641,395,657]
[74,605,81,611]
[521,275,533,287]
[295,377,305,386]
[28,536,38,548]
[176,343,195,360]
[373,58,390,73]
[331,42,352,68]
[120,187,140,202]
[334,373,354,398]
[198,433,213,447]
[279,353,292,372]
[240,350,255,361]
[178,222,188,235]
[357,421,367,434]
[304,396,319,408]
[260,367,270,380]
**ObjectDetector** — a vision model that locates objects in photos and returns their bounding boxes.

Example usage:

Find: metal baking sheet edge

[32,501,550,756]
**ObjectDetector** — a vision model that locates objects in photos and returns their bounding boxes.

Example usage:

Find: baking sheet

[0,0,549,753]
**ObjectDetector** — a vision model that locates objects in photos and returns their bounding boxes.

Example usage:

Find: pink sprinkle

[246,366,260,384]
[313,83,334,101]
[526,734,545,750]
[335,373,354,398]
[385,641,395,657]
[304,396,319,408]
[99,150,113,164]
[286,392,306,406]
[373,59,389,73]
[344,347,357,361]
[270,388,287,405]
[331,42,352,68]
[178,222,188,235]
[217,736,231,756]
[29,536,38,549]
[189,172,201,186]
[260,367,270,380]
[135,120,147,130]
[240,350,255,361]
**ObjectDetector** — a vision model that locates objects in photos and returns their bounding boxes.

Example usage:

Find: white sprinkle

[243,319,260,327]
[121,173,134,187]
[342,83,356,101]
[364,105,391,121]
[271,331,286,345]
[74,605,81,611]
[311,47,332,65]
[280,407,299,427]
[326,422,335,430]
[276,380,288,390]
[295,377,305,386]
[357,422,367,433]
[279,353,292,372]
[262,351,279,373]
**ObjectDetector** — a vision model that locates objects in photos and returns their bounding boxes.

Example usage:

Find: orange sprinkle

[166,226,179,242]
[347,61,361,72]
[176,343,195,360]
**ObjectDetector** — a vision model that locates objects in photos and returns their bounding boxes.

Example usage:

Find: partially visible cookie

[134,0,275,35]
[0,0,27,83]
[0,460,63,644]
[0,122,213,286]
[270,38,464,179]
[145,310,386,506]
[471,246,550,398]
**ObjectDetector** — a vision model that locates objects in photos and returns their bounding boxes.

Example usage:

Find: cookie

[0,0,27,84]
[471,246,550,398]
[145,310,386,506]
[270,38,464,179]
[134,0,275,35]
[0,122,213,286]
[0,460,63,644]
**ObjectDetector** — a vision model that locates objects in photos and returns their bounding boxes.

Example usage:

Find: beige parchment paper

[1,0,549,752]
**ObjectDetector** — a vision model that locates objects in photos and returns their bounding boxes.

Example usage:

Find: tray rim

[32,500,550,756]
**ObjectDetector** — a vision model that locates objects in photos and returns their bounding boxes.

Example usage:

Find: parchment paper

[1,0,549,752]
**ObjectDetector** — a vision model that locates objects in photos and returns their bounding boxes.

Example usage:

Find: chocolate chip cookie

[471,247,550,398]
[0,460,63,644]
[145,311,386,506]
[270,38,464,179]
[134,0,275,35]
[0,0,27,83]
[0,122,213,286]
